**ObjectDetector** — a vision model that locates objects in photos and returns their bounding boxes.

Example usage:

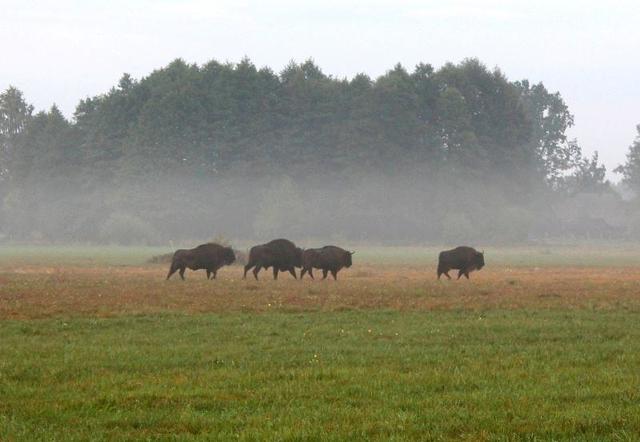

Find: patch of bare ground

[1,264,640,319]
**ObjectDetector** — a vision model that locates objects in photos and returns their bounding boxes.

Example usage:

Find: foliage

[615,125,640,193]
[563,151,610,194]
[0,86,34,175]
[0,58,614,243]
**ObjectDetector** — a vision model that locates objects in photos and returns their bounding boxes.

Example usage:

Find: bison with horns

[437,246,484,280]
[243,238,303,280]
[300,246,355,280]
[166,243,236,280]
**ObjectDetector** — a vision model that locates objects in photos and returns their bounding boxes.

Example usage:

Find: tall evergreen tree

[0,86,34,181]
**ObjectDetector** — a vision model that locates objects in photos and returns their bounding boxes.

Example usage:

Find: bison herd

[166,239,485,281]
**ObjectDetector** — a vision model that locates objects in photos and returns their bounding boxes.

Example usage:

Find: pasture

[1,245,640,440]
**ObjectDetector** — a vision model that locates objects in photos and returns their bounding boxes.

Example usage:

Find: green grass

[1,310,639,440]
[2,243,640,267]
[2,245,640,440]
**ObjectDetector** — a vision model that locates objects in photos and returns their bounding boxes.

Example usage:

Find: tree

[371,63,423,168]
[0,58,603,243]
[615,125,640,194]
[564,151,610,194]
[0,86,34,180]
[515,80,581,187]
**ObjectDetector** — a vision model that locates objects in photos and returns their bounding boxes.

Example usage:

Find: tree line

[0,57,635,244]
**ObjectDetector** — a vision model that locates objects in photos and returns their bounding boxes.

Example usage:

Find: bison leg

[288,267,297,280]
[212,270,217,280]
[308,268,314,280]
[166,262,179,280]
[330,269,338,280]
[273,267,279,280]
[206,269,212,279]
[300,268,307,279]
[252,265,261,280]
[457,269,466,280]
[322,269,328,280]
[243,263,254,279]
[179,267,186,280]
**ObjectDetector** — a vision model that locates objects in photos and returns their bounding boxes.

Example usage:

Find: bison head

[344,250,355,268]
[223,247,236,265]
[474,251,485,270]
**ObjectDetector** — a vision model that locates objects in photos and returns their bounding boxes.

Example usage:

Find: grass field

[1,245,640,440]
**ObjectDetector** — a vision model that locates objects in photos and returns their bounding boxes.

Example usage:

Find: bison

[243,238,303,280]
[166,243,235,280]
[437,246,484,280]
[300,246,354,280]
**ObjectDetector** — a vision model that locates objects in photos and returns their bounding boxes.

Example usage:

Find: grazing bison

[243,238,303,280]
[437,246,484,280]
[166,243,235,280]
[300,246,354,280]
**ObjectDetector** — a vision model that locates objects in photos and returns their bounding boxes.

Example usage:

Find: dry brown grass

[2,262,640,319]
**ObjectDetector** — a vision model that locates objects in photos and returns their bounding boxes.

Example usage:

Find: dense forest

[0,58,638,244]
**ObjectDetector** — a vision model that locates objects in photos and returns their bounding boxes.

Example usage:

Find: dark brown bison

[243,238,303,280]
[300,246,354,280]
[166,243,235,280]
[437,246,484,280]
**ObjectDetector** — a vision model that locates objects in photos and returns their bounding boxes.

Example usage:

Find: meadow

[1,245,640,440]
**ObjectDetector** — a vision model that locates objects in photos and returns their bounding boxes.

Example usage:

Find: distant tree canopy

[0,58,618,244]
[616,125,640,194]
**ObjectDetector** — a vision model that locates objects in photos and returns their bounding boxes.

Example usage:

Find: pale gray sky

[1,0,639,177]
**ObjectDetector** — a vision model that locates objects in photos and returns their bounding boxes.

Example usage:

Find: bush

[147,253,173,264]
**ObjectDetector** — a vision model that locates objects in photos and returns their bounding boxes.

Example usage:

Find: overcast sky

[2,0,638,178]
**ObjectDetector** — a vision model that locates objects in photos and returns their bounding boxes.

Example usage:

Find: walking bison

[243,238,303,280]
[437,246,484,280]
[166,243,235,280]
[300,246,355,280]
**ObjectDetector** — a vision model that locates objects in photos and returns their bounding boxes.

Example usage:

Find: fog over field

[1,58,639,246]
